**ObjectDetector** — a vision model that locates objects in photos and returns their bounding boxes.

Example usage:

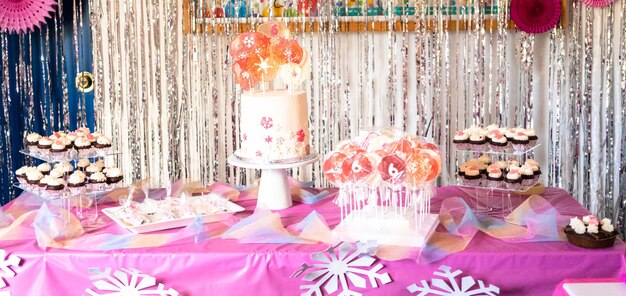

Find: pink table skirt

[1,186,625,295]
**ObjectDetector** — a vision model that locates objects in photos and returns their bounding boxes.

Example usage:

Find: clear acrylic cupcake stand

[228,152,320,210]
[16,146,124,222]
[453,142,542,217]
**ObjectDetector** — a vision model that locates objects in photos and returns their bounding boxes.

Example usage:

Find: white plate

[102,200,245,234]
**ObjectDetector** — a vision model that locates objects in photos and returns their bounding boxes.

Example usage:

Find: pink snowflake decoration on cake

[260,117,274,129]
[296,129,306,142]
[265,136,273,143]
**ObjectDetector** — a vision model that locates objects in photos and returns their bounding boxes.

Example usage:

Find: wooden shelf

[186,17,516,34]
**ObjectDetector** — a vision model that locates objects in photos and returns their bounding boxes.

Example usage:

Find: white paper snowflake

[407,265,500,296]
[292,241,392,296]
[85,267,179,296]
[0,249,21,295]
[243,36,255,48]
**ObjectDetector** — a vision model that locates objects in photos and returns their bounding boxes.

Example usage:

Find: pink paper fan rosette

[511,0,562,34]
[581,0,615,7]
[0,0,58,34]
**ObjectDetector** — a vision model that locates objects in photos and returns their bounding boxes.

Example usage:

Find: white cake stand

[228,152,320,210]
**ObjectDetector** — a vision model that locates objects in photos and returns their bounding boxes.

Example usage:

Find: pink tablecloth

[1,186,625,295]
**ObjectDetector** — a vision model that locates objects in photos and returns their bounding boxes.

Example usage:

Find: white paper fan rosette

[0,0,58,34]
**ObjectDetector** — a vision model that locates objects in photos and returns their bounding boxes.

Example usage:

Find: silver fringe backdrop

[89,1,626,234]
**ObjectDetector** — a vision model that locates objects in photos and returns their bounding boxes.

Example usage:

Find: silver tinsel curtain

[89,1,626,235]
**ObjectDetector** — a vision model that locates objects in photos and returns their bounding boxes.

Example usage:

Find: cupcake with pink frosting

[453,131,470,150]
[505,168,522,190]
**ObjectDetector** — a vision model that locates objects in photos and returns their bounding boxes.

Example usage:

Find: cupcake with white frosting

[512,132,530,152]
[85,163,101,177]
[67,172,87,194]
[453,131,470,150]
[76,158,90,171]
[45,177,65,196]
[37,163,52,175]
[489,133,508,152]
[486,165,504,188]
[525,159,541,181]
[462,166,482,186]
[469,133,487,151]
[50,140,68,160]
[54,161,74,177]
[88,172,107,190]
[519,164,535,186]
[525,128,538,146]
[505,168,522,190]
[74,137,92,157]
[25,132,41,149]
[37,136,53,152]
[26,170,45,189]
[94,136,112,150]
[16,166,33,184]
[105,167,123,184]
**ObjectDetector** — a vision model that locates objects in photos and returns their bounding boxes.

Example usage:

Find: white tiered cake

[237,89,310,162]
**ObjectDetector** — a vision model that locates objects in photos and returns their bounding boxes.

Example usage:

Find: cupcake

[16,166,33,184]
[525,128,538,146]
[519,164,535,186]
[525,159,542,181]
[26,170,45,188]
[54,161,74,177]
[67,172,87,194]
[37,137,53,151]
[493,161,509,174]
[74,137,92,156]
[37,163,52,175]
[512,132,530,152]
[86,133,98,145]
[94,159,105,168]
[49,168,65,179]
[25,132,41,149]
[104,167,123,184]
[65,132,78,147]
[76,158,90,171]
[76,127,90,137]
[504,128,517,151]
[462,166,482,186]
[88,172,107,190]
[49,132,65,141]
[486,166,504,188]
[94,136,112,149]
[477,155,492,166]
[489,133,508,152]
[50,140,68,159]
[44,177,65,196]
[61,137,73,150]
[453,131,470,150]
[504,168,522,190]
[469,133,487,151]
[85,164,101,177]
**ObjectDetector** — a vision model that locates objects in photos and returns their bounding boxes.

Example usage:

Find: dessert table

[1,186,625,295]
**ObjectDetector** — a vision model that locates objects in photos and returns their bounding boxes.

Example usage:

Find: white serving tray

[102,200,245,234]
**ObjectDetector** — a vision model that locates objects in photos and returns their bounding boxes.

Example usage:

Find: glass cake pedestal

[228,152,320,210]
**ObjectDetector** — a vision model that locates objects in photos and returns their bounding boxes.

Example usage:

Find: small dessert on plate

[74,137,92,156]
[94,136,112,150]
[489,133,508,152]
[519,164,535,186]
[564,216,617,249]
[26,170,45,189]
[45,177,65,196]
[50,140,68,159]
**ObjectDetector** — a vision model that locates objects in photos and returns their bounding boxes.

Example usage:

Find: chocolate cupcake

[85,164,101,177]
[504,169,522,190]
[512,132,530,152]
[489,133,508,152]
[16,166,33,184]
[486,166,504,188]
[104,167,123,184]
[74,137,92,153]
[37,163,52,175]
[88,172,107,190]
[49,169,65,179]
[26,170,45,187]
[469,133,487,151]
[519,164,535,186]
[45,177,65,191]
[462,167,482,186]
[37,137,53,151]
[25,132,41,148]
[67,172,87,194]
[453,131,470,150]
[525,128,538,146]
[50,140,68,159]
[94,136,112,149]
[76,158,90,171]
